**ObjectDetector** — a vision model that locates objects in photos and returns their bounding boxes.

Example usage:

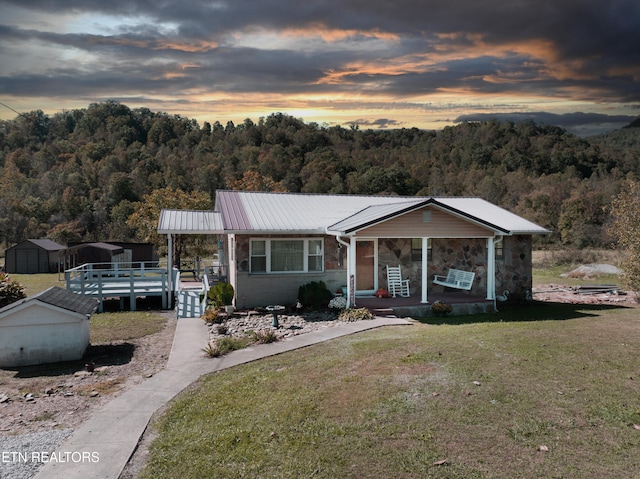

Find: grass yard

[9,273,65,296]
[5,273,167,343]
[140,302,640,479]
[90,311,167,344]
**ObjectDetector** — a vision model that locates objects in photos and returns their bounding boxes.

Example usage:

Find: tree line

[1,100,639,252]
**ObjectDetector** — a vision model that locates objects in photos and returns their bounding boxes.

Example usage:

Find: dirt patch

[0,312,176,437]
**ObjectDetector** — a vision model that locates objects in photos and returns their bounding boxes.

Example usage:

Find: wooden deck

[65,263,171,312]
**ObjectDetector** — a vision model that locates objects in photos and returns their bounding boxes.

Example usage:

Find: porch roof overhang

[157,209,225,235]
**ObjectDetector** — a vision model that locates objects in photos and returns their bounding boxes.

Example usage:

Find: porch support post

[421,237,429,304]
[167,233,174,306]
[486,236,495,300]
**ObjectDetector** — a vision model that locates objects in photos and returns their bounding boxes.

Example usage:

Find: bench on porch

[433,268,475,291]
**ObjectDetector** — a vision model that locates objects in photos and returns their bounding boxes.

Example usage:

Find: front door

[355,240,377,295]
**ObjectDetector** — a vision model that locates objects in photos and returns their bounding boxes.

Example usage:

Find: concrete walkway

[34,315,412,479]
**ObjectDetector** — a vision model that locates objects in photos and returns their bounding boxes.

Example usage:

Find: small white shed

[0,287,98,368]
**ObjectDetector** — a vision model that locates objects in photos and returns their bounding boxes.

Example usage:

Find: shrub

[253,329,279,344]
[298,281,333,310]
[338,307,374,322]
[431,300,453,315]
[207,282,234,308]
[202,336,252,357]
[216,324,229,335]
[0,273,26,309]
[201,308,224,324]
[328,296,347,310]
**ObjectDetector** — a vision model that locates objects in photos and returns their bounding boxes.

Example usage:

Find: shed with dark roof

[0,287,98,367]
[4,239,66,274]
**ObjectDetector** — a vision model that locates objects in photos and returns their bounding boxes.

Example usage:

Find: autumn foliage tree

[609,180,640,296]
[127,187,212,266]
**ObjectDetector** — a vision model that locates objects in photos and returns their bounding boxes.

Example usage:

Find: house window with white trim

[250,238,324,273]
[411,238,432,261]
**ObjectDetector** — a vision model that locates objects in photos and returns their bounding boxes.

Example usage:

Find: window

[411,238,432,261]
[250,238,324,273]
[250,240,267,273]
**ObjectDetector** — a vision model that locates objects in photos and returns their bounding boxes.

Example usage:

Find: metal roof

[157,191,550,236]
[12,239,66,251]
[157,209,225,234]
[214,191,550,236]
[432,197,551,235]
[215,190,430,233]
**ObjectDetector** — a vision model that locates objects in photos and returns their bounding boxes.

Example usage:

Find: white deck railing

[65,262,170,312]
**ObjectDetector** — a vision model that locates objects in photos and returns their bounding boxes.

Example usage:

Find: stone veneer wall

[377,236,533,297]
[232,234,532,304]
[494,235,533,298]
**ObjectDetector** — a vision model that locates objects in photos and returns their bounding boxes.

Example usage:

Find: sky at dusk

[1,0,639,136]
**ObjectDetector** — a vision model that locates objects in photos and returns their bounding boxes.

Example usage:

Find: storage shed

[0,287,98,367]
[4,239,66,274]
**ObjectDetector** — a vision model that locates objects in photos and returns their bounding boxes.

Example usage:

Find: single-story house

[0,287,98,367]
[158,190,550,310]
[4,239,66,274]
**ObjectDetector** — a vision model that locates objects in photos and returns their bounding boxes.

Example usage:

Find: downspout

[336,235,353,308]
[492,235,504,312]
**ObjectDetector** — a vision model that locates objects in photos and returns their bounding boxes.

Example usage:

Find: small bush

[207,282,235,308]
[202,336,252,357]
[253,329,279,344]
[338,307,374,322]
[0,273,26,309]
[431,300,452,315]
[328,296,347,310]
[216,324,228,335]
[201,308,223,324]
[298,281,333,310]
[202,342,222,358]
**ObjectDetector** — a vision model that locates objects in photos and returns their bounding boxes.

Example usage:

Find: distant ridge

[623,117,640,129]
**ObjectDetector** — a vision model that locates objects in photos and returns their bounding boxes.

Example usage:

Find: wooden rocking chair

[386,265,410,298]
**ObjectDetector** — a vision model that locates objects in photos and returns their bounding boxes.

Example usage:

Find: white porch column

[167,233,174,305]
[421,237,429,304]
[486,236,495,300]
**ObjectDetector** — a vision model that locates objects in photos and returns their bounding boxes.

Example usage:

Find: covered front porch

[355,291,495,318]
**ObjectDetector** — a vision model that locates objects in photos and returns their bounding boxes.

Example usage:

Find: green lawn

[139,301,640,479]
[6,273,166,343]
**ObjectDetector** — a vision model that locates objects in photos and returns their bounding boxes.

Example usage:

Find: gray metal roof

[215,190,432,233]
[214,191,550,236]
[0,287,98,317]
[157,209,225,234]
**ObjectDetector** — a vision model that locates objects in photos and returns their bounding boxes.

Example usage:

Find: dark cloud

[0,0,638,128]
[347,118,400,129]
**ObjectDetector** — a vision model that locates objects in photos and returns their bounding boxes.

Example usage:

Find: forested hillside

[1,101,639,250]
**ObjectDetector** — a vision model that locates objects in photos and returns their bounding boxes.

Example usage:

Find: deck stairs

[176,290,204,318]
